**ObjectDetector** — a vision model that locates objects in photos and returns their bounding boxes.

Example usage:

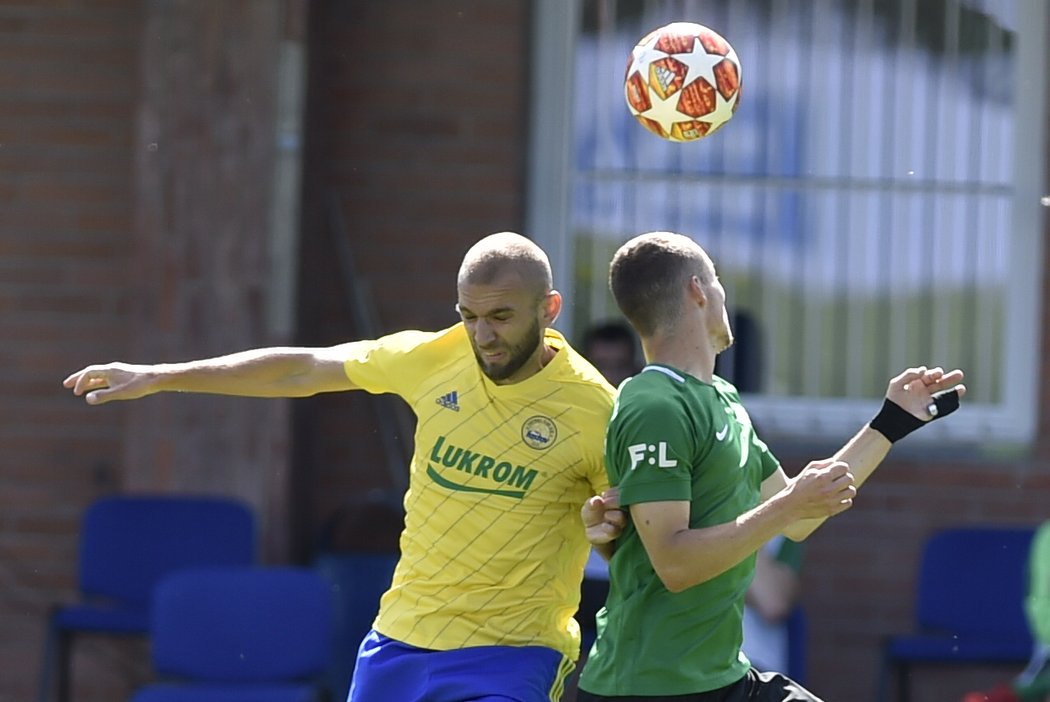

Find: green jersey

[579,364,780,696]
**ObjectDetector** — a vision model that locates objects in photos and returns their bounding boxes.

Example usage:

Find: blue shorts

[347,630,576,702]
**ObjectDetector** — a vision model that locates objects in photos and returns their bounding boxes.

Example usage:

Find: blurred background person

[582,320,642,388]
[742,533,805,675]
[578,320,642,620]
[962,521,1050,702]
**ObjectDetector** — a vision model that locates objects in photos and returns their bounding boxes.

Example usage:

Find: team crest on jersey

[521,416,557,450]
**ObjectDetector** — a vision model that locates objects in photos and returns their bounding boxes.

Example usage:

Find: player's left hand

[582,488,625,545]
[885,366,967,420]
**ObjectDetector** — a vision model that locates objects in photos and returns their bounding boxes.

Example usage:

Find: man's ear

[542,290,562,325]
[688,276,707,307]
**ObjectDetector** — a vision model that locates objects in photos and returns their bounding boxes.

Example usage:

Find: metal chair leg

[874,648,894,702]
[56,629,72,702]
[896,662,910,702]
[37,612,56,702]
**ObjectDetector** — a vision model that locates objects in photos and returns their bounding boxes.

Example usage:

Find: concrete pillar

[126,0,308,561]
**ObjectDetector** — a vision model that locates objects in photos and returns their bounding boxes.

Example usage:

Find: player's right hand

[63,363,157,405]
[787,459,856,520]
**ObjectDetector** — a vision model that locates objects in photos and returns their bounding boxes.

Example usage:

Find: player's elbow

[652,560,695,593]
[658,572,690,593]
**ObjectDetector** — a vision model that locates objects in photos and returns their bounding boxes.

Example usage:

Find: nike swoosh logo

[426,464,526,499]
[715,424,729,441]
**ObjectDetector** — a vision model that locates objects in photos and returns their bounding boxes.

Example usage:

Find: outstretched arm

[63,344,362,404]
[769,365,966,541]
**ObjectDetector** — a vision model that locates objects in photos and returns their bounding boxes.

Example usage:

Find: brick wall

[800,457,1050,700]
[0,2,143,701]
[293,0,531,554]
[1,1,300,700]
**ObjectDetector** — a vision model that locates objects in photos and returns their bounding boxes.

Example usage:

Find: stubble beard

[713,318,734,355]
[473,318,543,382]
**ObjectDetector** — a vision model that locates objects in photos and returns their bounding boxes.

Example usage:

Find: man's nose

[474,319,496,346]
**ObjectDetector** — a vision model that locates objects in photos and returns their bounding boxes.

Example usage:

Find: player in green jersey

[577,231,965,702]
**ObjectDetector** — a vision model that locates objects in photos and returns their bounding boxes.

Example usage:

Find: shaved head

[458,232,553,300]
[455,232,562,384]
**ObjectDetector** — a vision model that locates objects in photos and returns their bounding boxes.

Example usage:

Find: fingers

[70,373,119,403]
[85,389,117,405]
[582,494,626,531]
[804,459,849,479]
[64,369,94,394]
[830,494,854,516]
[919,367,943,385]
[581,495,604,524]
[601,487,621,509]
[829,466,856,503]
[587,522,620,544]
[891,366,927,389]
[604,508,626,529]
[65,366,112,397]
[825,474,856,516]
[796,460,856,517]
[928,369,965,392]
[826,461,849,480]
[894,366,965,392]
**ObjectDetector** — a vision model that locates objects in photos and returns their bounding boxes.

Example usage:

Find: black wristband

[869,398,924,443]
[870,388,962,443]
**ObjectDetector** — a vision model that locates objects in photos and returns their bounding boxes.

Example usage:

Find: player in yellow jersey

[64,232,626,702]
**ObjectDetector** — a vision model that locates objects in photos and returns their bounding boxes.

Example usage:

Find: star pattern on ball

[637,85,691,138]
[635,68,739,139]
[626,35,670,79]
[675,37,724,89]
[701,88,738,134]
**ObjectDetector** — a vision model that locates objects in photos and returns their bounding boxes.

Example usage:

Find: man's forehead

[457,278,535,313]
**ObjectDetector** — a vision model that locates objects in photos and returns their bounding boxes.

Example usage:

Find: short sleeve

[750,430,780,481]
[342,329,439,398]
[606,392,700,507]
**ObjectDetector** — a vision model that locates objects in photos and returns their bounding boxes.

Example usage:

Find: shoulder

[620,366,717,404]
[611,367,719,433]
[711,373,742,399]
[365,324,467,360]
[550,333,617,409]
[337,325,468,383]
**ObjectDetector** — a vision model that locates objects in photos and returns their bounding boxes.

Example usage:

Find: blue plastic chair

[878,526,1036,702]
[308,489,402,700]
[128,566,333,702]
[313,551,398,700]
[38,495,256,702]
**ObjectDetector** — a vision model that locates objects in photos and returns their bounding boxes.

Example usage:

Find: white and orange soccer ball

[624,22,742,142]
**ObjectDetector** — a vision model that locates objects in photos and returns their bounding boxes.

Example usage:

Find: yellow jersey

[342,324,615,658]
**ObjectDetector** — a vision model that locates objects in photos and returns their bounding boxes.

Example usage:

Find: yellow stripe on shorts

[547,654,577,702]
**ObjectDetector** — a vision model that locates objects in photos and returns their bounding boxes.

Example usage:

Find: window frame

[527,0,1047,449]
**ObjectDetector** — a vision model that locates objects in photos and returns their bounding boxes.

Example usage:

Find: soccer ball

[624,22,742,142]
